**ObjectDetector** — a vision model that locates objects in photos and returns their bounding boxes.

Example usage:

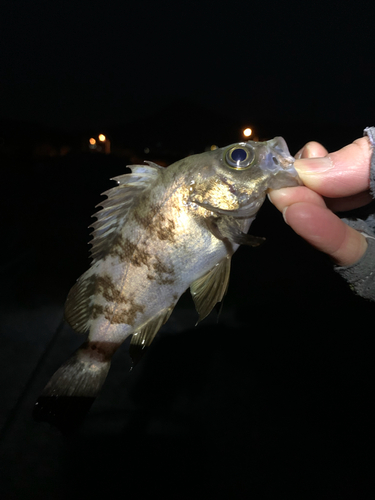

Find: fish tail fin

[33,341,112,433]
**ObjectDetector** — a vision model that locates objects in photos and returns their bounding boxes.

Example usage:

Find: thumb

[294,136,372,198]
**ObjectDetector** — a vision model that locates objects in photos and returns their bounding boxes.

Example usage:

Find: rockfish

[34,137,301,430]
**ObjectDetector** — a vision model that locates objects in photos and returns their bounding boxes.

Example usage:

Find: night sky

[2,0,375,135]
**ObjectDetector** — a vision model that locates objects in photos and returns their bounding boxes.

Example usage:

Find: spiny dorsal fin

[190,257,231,323]
[129,306,174,364]
[89,162,162,264]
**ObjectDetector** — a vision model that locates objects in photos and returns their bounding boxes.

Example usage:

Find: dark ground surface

[1,150,375,499]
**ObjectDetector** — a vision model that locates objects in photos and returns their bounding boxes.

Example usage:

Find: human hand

[268,137,373,266]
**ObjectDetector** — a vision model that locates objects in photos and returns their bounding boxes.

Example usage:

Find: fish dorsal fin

[89,162,162,264]
[129,306,174,365]
[190,257,231,323]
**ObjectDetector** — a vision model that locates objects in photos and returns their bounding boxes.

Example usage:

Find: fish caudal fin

[33,342,112,433]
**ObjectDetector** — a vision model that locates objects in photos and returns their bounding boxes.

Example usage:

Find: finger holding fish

[268,137,370,267]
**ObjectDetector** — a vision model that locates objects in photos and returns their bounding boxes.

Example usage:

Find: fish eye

[225,146,254,170]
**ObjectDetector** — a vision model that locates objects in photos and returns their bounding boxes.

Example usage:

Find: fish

[33,136,301,431]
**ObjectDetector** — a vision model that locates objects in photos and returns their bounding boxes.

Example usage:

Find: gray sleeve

[333,126,375,300]
[334,219,375,300]
[364,126,375,197]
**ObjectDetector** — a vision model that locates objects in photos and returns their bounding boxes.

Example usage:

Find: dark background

[1,1,375,499]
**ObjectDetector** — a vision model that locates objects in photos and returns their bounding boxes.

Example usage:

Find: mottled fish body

[34,137,301,430]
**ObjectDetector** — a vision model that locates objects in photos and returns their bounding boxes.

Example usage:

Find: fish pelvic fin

[190,257,231,323]
[130,306,174,365]
[33,341,112,433]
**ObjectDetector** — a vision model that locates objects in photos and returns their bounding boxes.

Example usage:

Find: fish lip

[282,160,303,186]
[263,136,301,181]
[270,169,303,188]
[282,164,303,185]
[271,153,303,186]
[262,153,303,189]
[277,154,295,169]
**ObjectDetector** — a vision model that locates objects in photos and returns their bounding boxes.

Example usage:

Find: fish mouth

[247,136,302,188]
[271,138,303,187]
[267,168,302,190]
[268,152,303,189]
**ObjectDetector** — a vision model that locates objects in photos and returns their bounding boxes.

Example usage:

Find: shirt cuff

[334,228,375,300]
[363,127,375,198]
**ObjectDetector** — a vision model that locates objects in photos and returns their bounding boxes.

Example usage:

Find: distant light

[144,147,150,154]
[98,134,106,142]
[89,137,96,145]
[210,145,218,150]
[243,128,252,137]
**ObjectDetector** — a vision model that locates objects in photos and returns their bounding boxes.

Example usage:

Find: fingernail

[294,147,304,159]
[268,189,289,206]
[295,156,333,174]
[282,206,289,225]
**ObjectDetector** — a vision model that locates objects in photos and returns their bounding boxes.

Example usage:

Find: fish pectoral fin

[190,257,231,323]
[129,307,174,365]
[215,216,266,247]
